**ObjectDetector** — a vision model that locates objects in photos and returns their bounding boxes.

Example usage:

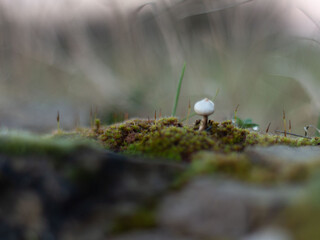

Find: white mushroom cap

[194,98,215,116]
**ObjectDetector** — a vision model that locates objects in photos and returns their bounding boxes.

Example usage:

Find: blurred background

[0,0,320,134]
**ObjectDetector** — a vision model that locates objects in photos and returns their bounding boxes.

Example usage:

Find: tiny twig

[275,130,311,139]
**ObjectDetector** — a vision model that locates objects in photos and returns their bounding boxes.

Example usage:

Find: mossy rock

[4,117,317,186]
[99,118,249,160]
[97,117,320,161]
[177,151,314,186]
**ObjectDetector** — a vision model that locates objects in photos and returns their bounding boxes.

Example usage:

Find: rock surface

[0,146,184,240]
[241,228,293,240]
[109,230,196,240]
[246,146,320,164]
[157,177,303,239]
[1,144,320,240]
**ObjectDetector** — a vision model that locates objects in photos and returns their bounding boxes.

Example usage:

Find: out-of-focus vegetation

[0,0,319,134]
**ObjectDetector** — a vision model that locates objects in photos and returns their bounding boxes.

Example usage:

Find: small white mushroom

[194,98,215,131]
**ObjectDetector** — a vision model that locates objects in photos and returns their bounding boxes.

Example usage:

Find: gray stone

[108,230,196,240]
[241,228,292,240]
[246,146,320,165]
[157,177,303,239]
[0,148,185,240]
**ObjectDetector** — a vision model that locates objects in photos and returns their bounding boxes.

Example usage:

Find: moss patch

[99,117,182,151]
[92,117,320,185]
[188,152,252,180]
[99,118,248,160]
[0,129,104,161]
[97,118,320,161]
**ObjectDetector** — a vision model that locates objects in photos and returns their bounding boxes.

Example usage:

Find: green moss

[0,130,103,159]
[99,118,250,160]
[176,152,273,185]
[0,132,72,156]
[99,117,183,152]
[98,117,320,161]
[280,164,310,183]
[1,118,318,162]
[41,117,320,186]
[188,152,251,179]
[125,126,216,161]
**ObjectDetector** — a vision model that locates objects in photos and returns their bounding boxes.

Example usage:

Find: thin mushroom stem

[199,115,208,131]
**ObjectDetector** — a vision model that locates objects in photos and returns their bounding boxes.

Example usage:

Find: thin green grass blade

[212,88,220,102]
[172,63,186,116]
